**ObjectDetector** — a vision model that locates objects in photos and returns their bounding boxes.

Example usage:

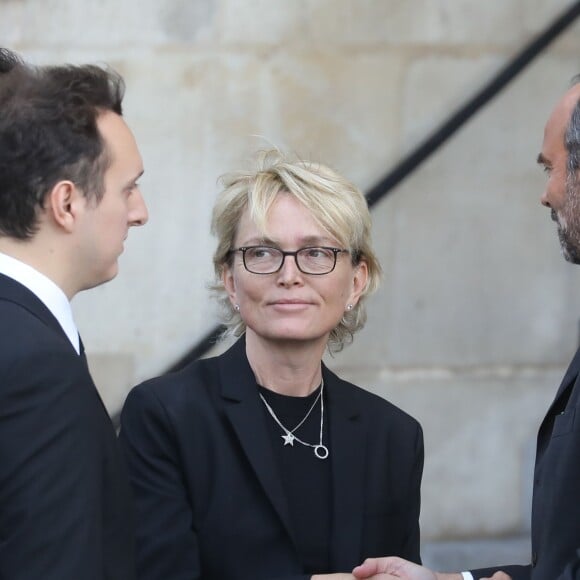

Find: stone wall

[5,0,580,563]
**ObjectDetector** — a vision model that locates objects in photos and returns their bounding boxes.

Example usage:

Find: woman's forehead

[237,200,346,245]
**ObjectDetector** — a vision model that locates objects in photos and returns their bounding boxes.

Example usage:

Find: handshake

[312,557,511,580]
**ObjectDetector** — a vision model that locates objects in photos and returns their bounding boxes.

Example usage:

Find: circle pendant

[314,444,329,459]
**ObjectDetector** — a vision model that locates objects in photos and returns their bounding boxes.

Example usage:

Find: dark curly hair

[0,48,126,238]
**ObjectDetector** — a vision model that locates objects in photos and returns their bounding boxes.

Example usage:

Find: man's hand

[352,557,462,580]
[352,557,437,579]
[481,574,511,580]
[312,574,356,579]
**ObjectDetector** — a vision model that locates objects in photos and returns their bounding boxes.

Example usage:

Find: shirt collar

[0,252,80,354]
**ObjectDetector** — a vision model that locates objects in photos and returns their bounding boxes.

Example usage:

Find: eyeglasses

[230,246,350,275]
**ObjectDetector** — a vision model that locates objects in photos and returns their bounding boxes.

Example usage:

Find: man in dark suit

[0,48,148,578]
[350,80,580,580]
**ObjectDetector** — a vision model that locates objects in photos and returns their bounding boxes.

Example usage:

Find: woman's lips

[269,300,312,310]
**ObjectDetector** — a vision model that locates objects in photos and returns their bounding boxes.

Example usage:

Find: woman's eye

[252,247,274,258]
[306,248,328,258]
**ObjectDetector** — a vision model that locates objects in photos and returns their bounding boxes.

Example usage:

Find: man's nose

[540,189,551,208]
[130,189,149,226]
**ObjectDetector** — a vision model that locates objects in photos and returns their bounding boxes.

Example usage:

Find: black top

[258,384,331,574]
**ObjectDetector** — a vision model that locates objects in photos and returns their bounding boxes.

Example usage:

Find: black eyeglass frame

[230,245,350,275]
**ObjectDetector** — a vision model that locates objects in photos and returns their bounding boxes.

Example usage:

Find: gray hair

[565,75,580,181]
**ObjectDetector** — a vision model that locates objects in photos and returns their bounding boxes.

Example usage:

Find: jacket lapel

[544,347,580,418]
[218,342,368,568]
[538,347,580,449]
[326,368,366,570]
[219,338,298,549]
[0,273,73,349]
[554,347,580,400]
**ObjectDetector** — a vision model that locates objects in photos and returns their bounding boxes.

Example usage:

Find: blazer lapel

[326,368,366,570]
[219,338,298,549]
[553,347,580,401]
[538,347,580,450]
[0,273,73,350]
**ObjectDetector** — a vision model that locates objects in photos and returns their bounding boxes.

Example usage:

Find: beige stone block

[401,55,505,151]
[220,0,307,45]
[522,0,579,36]
[87,352,136,421]
[262,52,405,191]
[541,16,580,56]
[400,54,580,154]
[328,367,562,539]
[306,0,526,46]
[432,0,526,46]
[1,0,218,46]
[375,160,580,367]
[333,55,580,370]
[305,0,441,45]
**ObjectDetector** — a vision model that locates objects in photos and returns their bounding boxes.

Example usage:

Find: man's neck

[0,237,74,299]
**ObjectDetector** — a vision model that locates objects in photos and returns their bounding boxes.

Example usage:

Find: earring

[346,304,353,311]
[234,304,240,311]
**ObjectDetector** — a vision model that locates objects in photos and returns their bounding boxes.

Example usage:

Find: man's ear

[45,180,84,232]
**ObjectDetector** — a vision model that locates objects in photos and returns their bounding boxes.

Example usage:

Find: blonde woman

[120,150,423,580]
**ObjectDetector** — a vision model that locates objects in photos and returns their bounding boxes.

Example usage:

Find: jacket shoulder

[329,369,422,430]
[126,354,220,410]
[0,299,83,376]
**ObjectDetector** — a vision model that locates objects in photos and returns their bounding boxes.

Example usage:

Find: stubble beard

[556,175,580,264]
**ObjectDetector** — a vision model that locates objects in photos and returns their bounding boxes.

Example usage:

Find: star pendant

[282,432,295,446]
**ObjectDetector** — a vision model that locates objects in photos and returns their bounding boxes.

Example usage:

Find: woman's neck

[245,331,326,397]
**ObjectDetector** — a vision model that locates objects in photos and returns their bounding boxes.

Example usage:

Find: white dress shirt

[462,572,474,579]
[0,252,80,354]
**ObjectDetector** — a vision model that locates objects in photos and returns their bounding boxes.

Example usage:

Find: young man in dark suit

[0,48,148,579]
[350,80,580,580]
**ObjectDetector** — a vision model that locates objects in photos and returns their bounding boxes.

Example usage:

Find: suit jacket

[472,348,580,580]
[0,273,135,580]
[119,337,424,580]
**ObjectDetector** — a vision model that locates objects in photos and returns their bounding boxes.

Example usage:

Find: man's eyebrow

[537,153,549,166]
[125,169,144,188]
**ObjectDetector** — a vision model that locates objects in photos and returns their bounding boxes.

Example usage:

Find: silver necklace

[259,378,329,460]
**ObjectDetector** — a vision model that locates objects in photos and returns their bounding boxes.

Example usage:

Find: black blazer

[472,348,580,580]
[119,337,424,580]
[0,273,135,580]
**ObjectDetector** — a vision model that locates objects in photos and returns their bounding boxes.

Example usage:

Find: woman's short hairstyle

[210,149,381,353]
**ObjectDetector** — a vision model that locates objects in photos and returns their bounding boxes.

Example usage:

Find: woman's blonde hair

[210,149,381,353]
